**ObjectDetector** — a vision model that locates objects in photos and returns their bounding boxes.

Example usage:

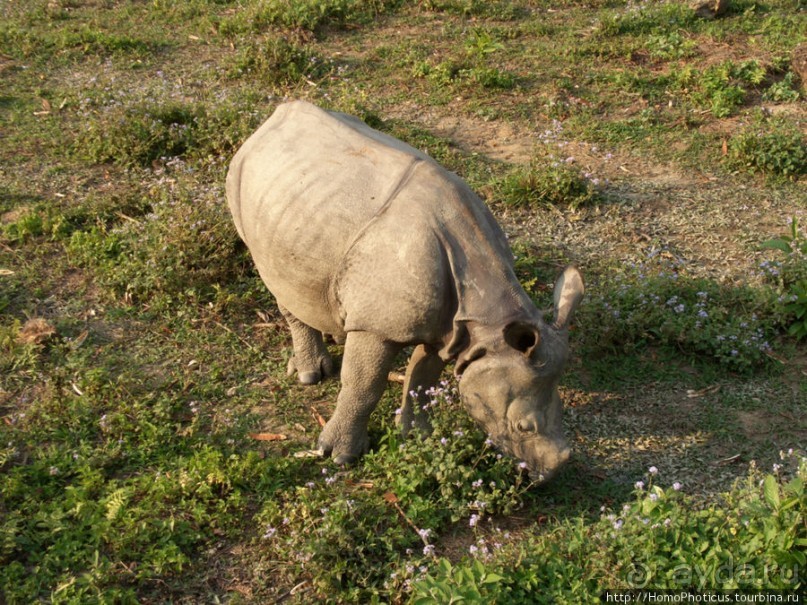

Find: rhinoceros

[225,100,584,481]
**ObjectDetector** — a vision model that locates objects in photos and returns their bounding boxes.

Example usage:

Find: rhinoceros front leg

[398,344,445,438]
[279,304,334,385]
[318,331,401,465]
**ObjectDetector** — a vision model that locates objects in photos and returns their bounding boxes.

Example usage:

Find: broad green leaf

[763,475,780,510]
[760,238,793,253]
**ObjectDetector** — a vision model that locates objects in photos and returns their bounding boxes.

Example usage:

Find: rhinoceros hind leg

[399,344,445,438]
[279,305,334,385]
[318,331,401,465]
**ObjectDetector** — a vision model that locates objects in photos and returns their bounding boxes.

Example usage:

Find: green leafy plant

[693,60,767,118]
[727,115,807,180]
[412,559,503,604]
[411,454,806,602]
[763,72,801,103]
[578,251,783,371]
[228,35,329,86]
[66,175,253,306]
[498,159,600,210]
[646,31,697,60]
[1,209,45,243]
[760,217,807,340]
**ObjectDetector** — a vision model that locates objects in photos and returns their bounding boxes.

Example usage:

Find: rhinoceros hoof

[332,452,358,466]
[287,355,333,385]
[298,371,322,385]
[318,423,368,465]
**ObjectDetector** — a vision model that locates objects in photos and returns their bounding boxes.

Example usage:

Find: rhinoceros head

[455,267,584,483]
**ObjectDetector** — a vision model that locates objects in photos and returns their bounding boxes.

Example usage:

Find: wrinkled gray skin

[225,100,584,482]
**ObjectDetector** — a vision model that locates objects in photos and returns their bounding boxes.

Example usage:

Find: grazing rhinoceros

[225,100,584,482]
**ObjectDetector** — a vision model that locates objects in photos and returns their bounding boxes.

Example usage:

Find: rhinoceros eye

[503,321,540,357]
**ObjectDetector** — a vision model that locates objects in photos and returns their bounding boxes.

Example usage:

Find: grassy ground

[1,0,805,602]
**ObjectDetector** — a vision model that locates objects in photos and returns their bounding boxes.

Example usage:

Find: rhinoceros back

[226,101,445,336]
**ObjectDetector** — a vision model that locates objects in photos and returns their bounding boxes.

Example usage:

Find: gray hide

[225,100,584,481]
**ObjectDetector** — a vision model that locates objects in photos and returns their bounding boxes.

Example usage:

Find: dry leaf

[686,385,720,398]
[346,480,375,489]
[310,407,326,427]
[383,492,399,504]
[248,432,287,441]
[293,449,324,458]
[71,330,89,349]
[17,318,56,345]
[721,139,728,156]
[715,453,741,466]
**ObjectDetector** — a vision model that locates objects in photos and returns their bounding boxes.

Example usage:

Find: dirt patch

[736,409,774,442]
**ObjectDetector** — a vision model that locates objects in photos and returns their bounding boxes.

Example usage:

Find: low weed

[228,35,331,86]
[413,59,517,91]
[577,251,784,371]
[645,31,697,60]
[1,209,46,244]
[66,172,253,306]
[763,72,802,104]
[497,159,600,210]
[726,113,807,180]
[218,0,399,37]
[692,60,767,118]
[760,217,807,340]
[73,89,266,168]
[253,383,533,600]
[411,453,806,602]
[496,120,602,210]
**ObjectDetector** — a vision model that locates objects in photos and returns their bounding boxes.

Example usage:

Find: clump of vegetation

[645,31,697,60]
[726,114,807,180]
[763,72,802,104]
[498,159,600,210]
[760,217,807,340]
[218,0,399,36]
[578,252,784,371]
[66,174,253,306]
[412,27,518,91]
[412,453,806,602]
[496,120,602,210]
[72,83,267,168]
[254,384,533,599]
[691,59,767,118]
[228,35,330,86]
[76,101,199,167]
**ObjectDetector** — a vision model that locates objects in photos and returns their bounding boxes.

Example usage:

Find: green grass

[1,0,805,602]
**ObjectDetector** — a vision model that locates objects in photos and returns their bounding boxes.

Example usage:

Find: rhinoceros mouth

[509,436,570,484]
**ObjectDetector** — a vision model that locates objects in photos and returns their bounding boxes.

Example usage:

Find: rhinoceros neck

[432,180,538,359]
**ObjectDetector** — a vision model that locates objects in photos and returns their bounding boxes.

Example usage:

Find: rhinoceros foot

[317,416,369,466]
[286,353,334,385]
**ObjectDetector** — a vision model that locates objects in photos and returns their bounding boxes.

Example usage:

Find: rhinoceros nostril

[516,418,537,433]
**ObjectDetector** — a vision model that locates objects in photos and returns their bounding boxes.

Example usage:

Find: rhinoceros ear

[553,266,584,329]
[503,321,540,357]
